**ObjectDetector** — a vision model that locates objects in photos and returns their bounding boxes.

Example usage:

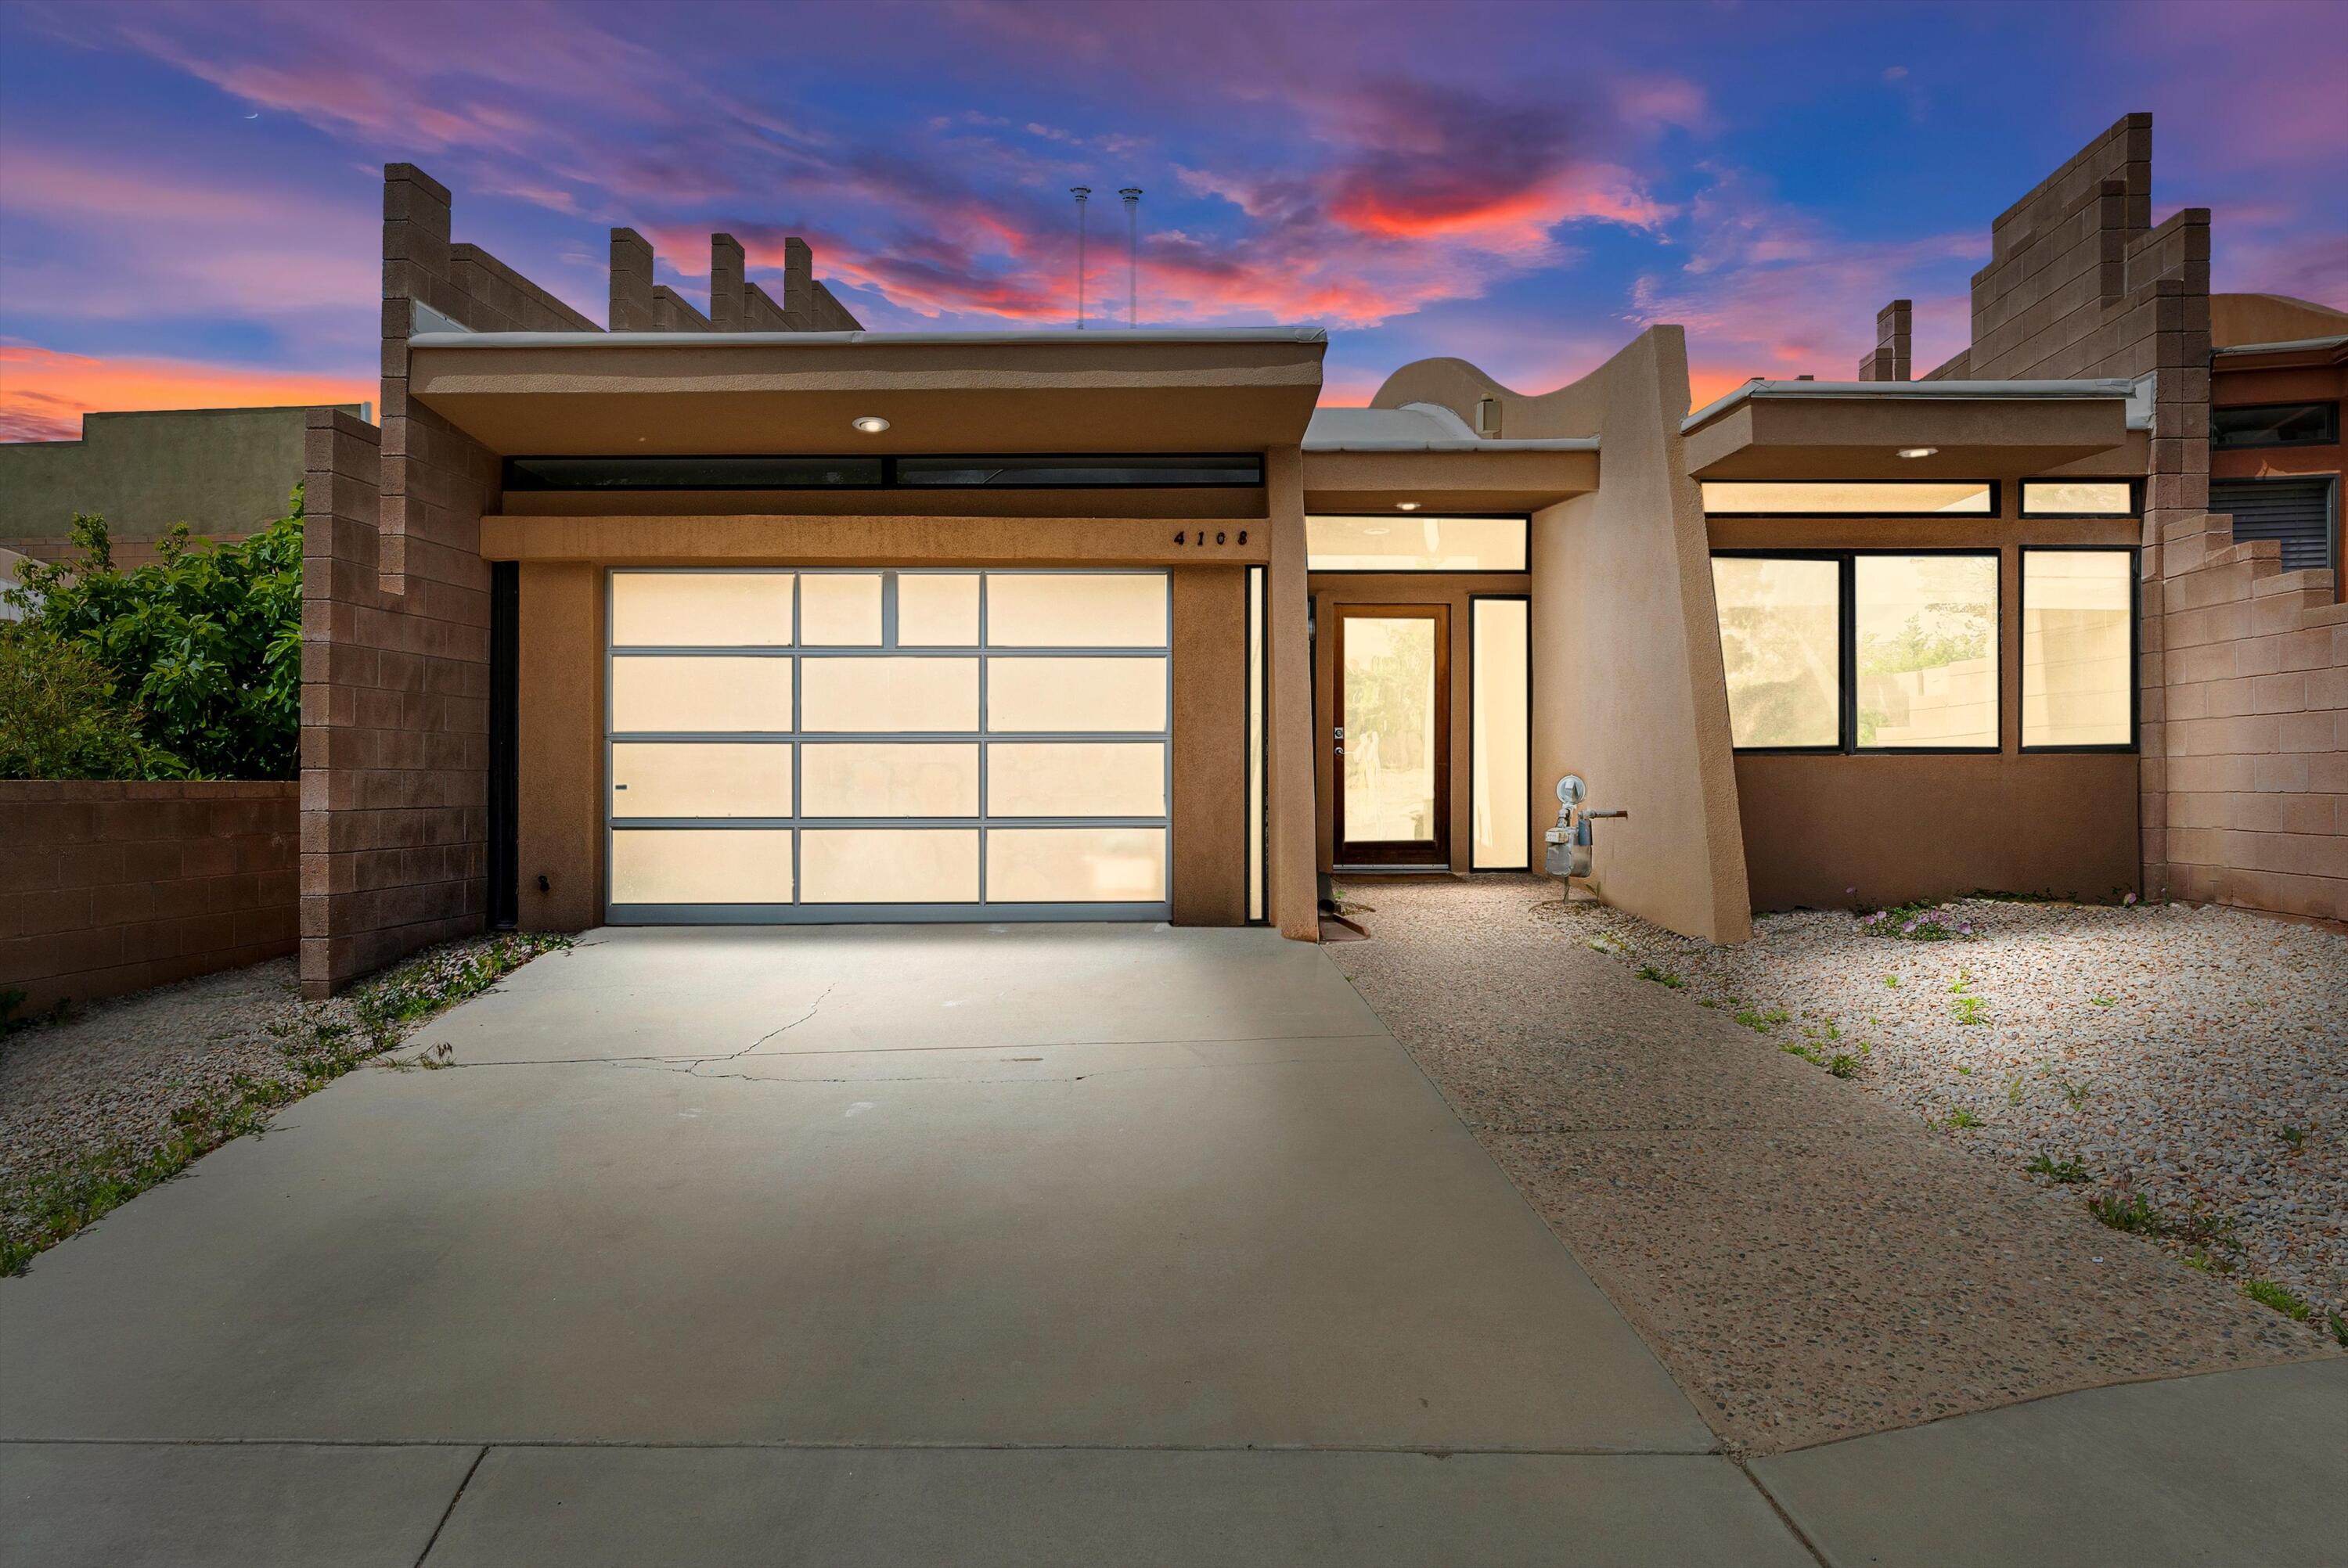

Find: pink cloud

[0,345,371,444]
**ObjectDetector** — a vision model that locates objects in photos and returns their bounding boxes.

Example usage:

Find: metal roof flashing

[1680,377,2141,435]
[407,326,1330,350]
[1302,403,1598,453]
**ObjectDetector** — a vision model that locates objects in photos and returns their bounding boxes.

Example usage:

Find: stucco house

[295,113,2347,997]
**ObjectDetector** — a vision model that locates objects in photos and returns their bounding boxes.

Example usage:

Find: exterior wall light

[852,415,891,434]
[1395,500,1421,511]
[1896,446,1938,459]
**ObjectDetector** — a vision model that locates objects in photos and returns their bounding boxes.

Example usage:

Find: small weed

[2090,995,2116,1009]
[2007,1075,2026,1106]
[2057,1078,2092,1109]
[2027,1152,2090,1184]
[1734,1006,1791,1034]
[1952,996,1986,1026]
[1883,974,1900,989]
[1860,903,1977,941]
[1586,933,1631,956]
[1636,965,1685,989]
[2087,1191,2162,1235]
[1948,969,1974,995]
[2279,1126,2305,1150]
[1781,1041,1825,1066]
[1954,1063,1974,1075]
[1698,999,1719,1009]
[1828,1053,1858,1078]
[2241,1278,2312,1322]
[1942,1107,1983,1130]
[2329,1312,2348,1350]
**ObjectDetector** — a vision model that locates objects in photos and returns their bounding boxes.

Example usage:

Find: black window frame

[1302,512,1532,574]
[2016,545,2141,756]
[1700,480,2001,519]
[2209,401,2340,451]
[2018,478,2143,519]
[1712,547,2004,756]
[500,452,1265,492]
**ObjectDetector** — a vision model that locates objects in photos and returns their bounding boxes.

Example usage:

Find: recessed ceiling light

[1395,500,1421,511]
[852,415,891,434]
[1896,446,1938,459]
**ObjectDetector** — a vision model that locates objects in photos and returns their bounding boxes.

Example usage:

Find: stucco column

[1263,444,1320,940]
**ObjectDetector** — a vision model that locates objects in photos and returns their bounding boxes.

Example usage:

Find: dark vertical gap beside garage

[488,560,520,929]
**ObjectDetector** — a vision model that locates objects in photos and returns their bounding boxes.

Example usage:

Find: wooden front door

[1331,603,1451,867]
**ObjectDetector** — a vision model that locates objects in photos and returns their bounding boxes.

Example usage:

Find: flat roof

[2212,334,2348,358]
[1303,403,1598,454]
[1683,378,2139,435]
[409,326,1328,350]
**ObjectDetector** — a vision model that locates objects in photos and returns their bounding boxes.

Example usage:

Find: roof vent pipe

[1070,187,1091,329]
[1119,187,1142,328]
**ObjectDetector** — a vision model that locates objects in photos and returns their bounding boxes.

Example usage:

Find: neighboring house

[295,119,2345,998]
[0,405,365,566]
[2207,294,2346,597]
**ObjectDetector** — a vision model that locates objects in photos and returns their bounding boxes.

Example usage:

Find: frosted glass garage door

[606,570,1171,922]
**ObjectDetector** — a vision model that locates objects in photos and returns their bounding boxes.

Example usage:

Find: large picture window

[1712,556,1842,749]
[1853,554,1998,750]
[2022,549,2136,750]
[1714,552,2000,752]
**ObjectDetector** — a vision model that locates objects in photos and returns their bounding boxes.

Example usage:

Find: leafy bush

[0,627,182,780]
[4,494,303,779]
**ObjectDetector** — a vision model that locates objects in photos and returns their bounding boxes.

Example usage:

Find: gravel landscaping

[1546,892,2348,1340]
[1,933,571,1274]
[1330,876,2336,1453]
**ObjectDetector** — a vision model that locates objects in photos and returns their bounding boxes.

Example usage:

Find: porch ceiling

[1301,448,1599,514]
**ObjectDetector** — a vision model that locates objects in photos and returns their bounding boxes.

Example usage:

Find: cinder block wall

[300,164,600,998]
[0,781,297,1012]
[1915,113,2346,919]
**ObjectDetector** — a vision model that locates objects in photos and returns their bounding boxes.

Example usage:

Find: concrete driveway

[0,924,1813,1566]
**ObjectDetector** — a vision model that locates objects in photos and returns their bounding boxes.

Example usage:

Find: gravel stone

[1329,876,2339,1454]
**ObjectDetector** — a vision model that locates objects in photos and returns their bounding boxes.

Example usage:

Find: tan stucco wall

[1172,567,1248,923]
[1370,335,1753,944]
[1738,753,2142,910]
[1308,571,1532,872]
[1263,446,1320,937]
[1536,340,1754,940]
[515,562,604,931]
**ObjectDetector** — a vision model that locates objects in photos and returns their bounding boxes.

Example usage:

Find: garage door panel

[986,573,1169,647]
[989,743,1165,818]
[801,829,981,903]
[611,743,792,819]
[610,829,794,904]
[987,828,1169,904]
[801,744,980,818]
[611,572,793,647]
[801,657,979,732]
[611,656,791,733]
[986,657,1168,733]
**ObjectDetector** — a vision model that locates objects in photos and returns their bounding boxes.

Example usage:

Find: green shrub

[0,627,182,780]
[5,494,303,779]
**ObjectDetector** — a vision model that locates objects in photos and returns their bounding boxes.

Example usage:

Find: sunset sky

[2,0,2342,441]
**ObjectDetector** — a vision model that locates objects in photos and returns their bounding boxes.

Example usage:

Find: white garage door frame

[603,566,1174,924]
